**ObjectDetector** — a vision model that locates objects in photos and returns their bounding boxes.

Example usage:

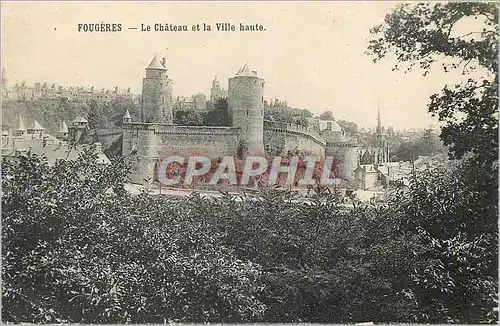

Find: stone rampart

[263,120,326,157]
[264,129,325,157]
[122,123,242,184]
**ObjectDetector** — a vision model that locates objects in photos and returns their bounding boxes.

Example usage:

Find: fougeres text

[1,1,498,325]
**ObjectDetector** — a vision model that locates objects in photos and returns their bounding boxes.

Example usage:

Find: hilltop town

[2,3,496,324]
[1,55,446,201]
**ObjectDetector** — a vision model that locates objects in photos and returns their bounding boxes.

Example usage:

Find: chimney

[161,57,166,67]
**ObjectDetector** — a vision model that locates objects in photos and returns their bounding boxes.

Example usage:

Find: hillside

[1,97,141,135]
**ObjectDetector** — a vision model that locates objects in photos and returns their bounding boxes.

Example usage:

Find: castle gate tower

[228,63,265,155]
[141,55,173,124]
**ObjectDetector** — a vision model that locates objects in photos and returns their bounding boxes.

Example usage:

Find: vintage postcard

[1,1,498,324]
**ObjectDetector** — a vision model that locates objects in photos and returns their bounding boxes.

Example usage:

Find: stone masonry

[117,55,361,184]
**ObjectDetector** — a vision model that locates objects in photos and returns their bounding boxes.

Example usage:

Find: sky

[0,1,487,129]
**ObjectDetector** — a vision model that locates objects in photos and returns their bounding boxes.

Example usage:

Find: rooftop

[59,121,69,133]
[123,109,132,119]
[235,63,258,77]
[29,120,44,131]
[146,54,167,70]
[73,116,88,123]
[17,117,26,131]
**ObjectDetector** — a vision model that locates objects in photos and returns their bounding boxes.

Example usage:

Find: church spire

[375,104,388,164]
[376,103,382,135]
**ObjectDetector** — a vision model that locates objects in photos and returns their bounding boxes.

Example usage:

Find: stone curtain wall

[123,123,241,184]
[152,125,241,157]
[263,129,326,157]
[263,120,326,157]
[92,129,123,153]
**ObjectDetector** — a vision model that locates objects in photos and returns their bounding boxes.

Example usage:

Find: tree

[204,98,229,126]
[421,127,441,156]
[87,100,100,130]
[367,2,498,322]
[367,2,498,168]
[338,119,358,134]
[319,111,334,121]
[174,110,204,126]
[385,165,498,323]
[107,97,140,127]
[1,151,265,323]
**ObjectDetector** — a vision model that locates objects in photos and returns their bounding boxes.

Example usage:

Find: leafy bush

[2,152,497,323]
[2,152,265,323]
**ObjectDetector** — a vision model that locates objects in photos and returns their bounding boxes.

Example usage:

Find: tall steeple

[377,105,382,134]
[375,104,388,164]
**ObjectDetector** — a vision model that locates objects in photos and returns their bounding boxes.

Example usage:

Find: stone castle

[110,54,360,184]
[3,54,393,188]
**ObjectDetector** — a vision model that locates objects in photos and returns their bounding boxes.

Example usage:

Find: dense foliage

[173,110,205,126]
[2,151,497,323]
[264,99,314,127]
[2,3,497,324]
[204,98,230,126]
[2,97,140,134]
[393,128,448,162]
[366,3,498,322]
[368,2,498,168]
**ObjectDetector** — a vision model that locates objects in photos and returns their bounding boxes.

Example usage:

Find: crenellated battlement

[123,123,241,136]
[327,141,358,148]
[264,119,326,146]
[119,56,361,184]
[154,125,241,136]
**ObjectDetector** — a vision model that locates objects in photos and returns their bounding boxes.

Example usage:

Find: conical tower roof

[32,119,44,130]
[123,109,131,119]
[18,117,27,131]
[73,116,88,123]
[236,62,257,77]
[146,54,167,70]
[59,121,69,133]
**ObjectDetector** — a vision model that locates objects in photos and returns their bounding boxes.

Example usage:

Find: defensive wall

[93,129,123,153]
[118,57,361,184]
[263,120,326,157]
[122,123,241,183]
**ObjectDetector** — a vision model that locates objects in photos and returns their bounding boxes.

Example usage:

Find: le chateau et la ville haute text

[77,22,266,32]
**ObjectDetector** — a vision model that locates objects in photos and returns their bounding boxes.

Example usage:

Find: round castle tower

[228,63,265,155]
[320,120,359,181]
[141,55,173,124]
